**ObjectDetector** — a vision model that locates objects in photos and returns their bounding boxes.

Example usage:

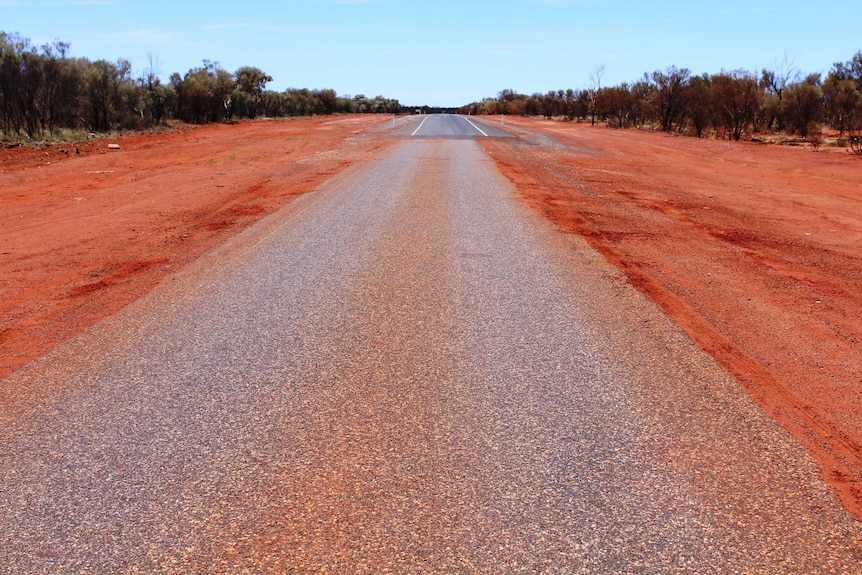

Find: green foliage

[711,70,760,140]
[464,49,862,147]
[172,60,234,124]
[651,65,690,133]
[784,81,823,137]
[0,29,403,139]
[233,66,272,119]
[2,26,858,145]
[825,52,862,137]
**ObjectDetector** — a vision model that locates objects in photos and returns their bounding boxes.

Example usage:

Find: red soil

[0,115,394,378]
[3,113,861,519]
[478,116,862,519]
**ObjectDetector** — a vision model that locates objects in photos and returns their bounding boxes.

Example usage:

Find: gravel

[1,120,860,573]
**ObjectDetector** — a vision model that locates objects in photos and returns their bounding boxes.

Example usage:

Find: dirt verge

[0,115,395,378]
[478,116,862,519]
[4,112,861,519]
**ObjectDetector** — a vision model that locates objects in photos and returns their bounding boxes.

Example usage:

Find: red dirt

[478,116,862,519]
[1,115,394,378]
[3,113,862,520]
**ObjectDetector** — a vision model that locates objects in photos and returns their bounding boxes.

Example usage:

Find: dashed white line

[411,115,430,136]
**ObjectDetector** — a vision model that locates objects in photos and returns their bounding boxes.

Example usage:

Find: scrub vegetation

[3,29,860,151]
[465,54,862,150]
[0,31,401,140]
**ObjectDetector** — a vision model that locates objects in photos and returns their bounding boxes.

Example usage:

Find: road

[1,115,859,573]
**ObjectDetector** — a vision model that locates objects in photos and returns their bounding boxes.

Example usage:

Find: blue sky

[2,0,860,107]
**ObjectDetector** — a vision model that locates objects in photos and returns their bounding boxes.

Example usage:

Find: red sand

[478,116,862,518]
[1,116,394,377]
[2,113,861,518]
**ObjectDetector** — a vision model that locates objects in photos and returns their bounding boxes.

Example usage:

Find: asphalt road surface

[1,115,860,573]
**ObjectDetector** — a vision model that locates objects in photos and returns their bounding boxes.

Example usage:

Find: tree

[314,88,338,114]
[760,56,797,131]
[18,49,43,136]
[827,52,862,152]
[496,89,529,115]
[823,77,859,135]
[829,50,862,89]
[651,65,690,132]
[629,79,654,127]
[573,89,592,122]
[825,53,862,135]
[174,60,234,123]
[784,74,823,137]
[82,59,130,131]
[233,66,272,119]
[138,53,172,126]
[588,65,605,126]
[39,40,80,134]
[564,88,576,120]
[597,84,636,128]
[283,88,312,116]
[711,70,760,140]
[685,74,712,137]
[0,32,18,134]
[0,28,415,137]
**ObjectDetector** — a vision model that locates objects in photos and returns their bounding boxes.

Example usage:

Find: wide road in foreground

[1,115,859,573]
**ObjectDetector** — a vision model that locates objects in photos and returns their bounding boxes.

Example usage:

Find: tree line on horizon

[3,29,861,147]
[0,30,402,139]
[462,52,862,146]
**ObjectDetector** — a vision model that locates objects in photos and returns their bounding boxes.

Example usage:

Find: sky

[2,0,860,107]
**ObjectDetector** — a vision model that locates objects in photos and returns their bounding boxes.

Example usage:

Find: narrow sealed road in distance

[1,115,860,573]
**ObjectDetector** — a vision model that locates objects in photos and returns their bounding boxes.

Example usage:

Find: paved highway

[1,115,859,573]
[395,113,513,139]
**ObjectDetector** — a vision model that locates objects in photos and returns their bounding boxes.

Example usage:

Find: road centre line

[461,116,489,137]
[411,115,430,136]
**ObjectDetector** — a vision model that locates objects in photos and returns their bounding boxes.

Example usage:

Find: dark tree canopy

[0,30,402,139]
[2,28,861,147]
[463,50,862,145]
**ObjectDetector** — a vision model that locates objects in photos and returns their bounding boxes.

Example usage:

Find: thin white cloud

[67,1,117,4]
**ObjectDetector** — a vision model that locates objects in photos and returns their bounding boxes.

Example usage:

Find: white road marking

[411,115,430,136]
[460,116,489,137]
